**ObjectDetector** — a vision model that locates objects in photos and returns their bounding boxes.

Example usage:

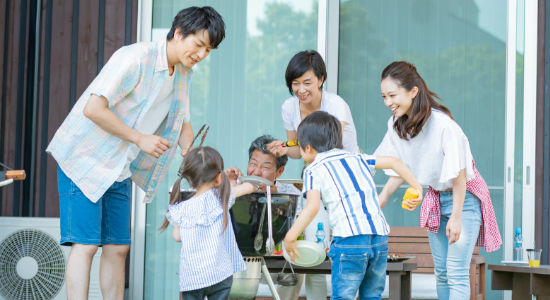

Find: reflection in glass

[338,0,506,224]
[144,1,318,299]
[338,1,507,297]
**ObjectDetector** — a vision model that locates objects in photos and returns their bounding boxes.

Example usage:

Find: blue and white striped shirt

[168,189,246,292]
[303,149,390,237]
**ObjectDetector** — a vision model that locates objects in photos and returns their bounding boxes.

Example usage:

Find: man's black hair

[297,111,343,153]
[285,50,327,95]
[248,135,288,170]
[167,6,225,49]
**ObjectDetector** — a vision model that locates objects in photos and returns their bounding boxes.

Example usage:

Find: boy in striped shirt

[283,111,423,300]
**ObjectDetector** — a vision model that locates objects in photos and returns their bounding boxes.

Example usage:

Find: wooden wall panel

[536,0,550,265]
[103,0,126,67]
[42,0,74,217]
[75,0,98,99]
[0,0,7,215]
[2,1,22,216]
[1,0,139,217]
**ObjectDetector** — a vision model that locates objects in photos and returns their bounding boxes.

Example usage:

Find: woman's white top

[374,109,475,191]
[281,90,359,153]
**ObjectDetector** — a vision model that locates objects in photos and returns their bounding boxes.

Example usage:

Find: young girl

[159,146,258,300]
[374,61,502,299]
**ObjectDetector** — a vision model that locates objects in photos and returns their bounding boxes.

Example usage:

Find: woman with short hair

[267,50,359,300]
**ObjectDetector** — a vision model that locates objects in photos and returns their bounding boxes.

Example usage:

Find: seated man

[225,135,299,194]
[225,135,304,300]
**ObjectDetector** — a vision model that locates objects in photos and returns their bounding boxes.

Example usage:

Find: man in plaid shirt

[46,7,225,299]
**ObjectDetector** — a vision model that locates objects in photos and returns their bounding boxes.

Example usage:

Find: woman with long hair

[374,61,502,299]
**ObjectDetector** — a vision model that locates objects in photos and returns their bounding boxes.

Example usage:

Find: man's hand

[225,167,244,187]
[266,140,289,157]
[136,134,170,158]
[181,146,192,157]
[257,183,277,193]
[446,216,462,245]
[178,122,194,157]
[283,236,300,263]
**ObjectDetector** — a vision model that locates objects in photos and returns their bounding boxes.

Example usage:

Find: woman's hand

[283,236,301,263]
[378,192,389,209]
[403,189,423,211]
[266,140,289,157]
[448,168,466,245]
[446,216,462,245]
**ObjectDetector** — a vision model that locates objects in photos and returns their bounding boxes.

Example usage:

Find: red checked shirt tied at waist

[420,160,502,252]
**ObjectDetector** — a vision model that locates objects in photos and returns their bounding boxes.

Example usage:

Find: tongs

[177,124,209,177]
[170,124,209,204]
[277,260,299,286]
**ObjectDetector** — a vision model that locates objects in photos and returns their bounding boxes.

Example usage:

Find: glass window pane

[338,0,506,297]
[514,0,525,238]
[144,1,318,298]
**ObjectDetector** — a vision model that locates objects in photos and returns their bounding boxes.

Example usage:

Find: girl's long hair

[158,146,231,233]
[381,61,453,140]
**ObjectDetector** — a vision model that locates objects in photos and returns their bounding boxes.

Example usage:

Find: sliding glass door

[336,0,528,298]
[141,1,319,298]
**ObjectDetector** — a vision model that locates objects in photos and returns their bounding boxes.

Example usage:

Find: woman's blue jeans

[428,191,482,300]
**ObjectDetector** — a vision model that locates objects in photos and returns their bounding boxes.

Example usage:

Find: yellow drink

[529,260,540,267]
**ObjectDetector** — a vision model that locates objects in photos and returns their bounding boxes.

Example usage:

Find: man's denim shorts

[57,166,132,246]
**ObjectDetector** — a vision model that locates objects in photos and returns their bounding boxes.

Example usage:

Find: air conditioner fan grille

[0,229,65,300]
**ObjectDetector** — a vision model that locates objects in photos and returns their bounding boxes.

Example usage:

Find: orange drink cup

[527,249,542,267]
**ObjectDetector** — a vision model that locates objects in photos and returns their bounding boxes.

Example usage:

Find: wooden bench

[262,259,417,300]
[389,227,486,300]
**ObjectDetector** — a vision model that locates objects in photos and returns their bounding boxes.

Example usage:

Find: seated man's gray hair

[248,135,288,170]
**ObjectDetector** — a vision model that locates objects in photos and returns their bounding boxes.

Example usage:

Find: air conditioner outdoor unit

[0,217,102,300]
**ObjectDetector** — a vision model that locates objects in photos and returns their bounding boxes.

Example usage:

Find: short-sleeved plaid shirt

[47,40,192,203]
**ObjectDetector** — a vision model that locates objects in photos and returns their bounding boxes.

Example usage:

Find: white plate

[501,260,529,267]
[283,240,326,267]
[238,175,272,186]
[276,179,304,184]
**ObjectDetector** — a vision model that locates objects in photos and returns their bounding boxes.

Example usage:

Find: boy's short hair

[297,111,343,153]
[248,135,289,170]
[167,6,225,49]
[285,50,327,95]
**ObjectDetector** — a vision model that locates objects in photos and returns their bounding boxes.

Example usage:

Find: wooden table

[264,258,417,300]
[489,264,550,299]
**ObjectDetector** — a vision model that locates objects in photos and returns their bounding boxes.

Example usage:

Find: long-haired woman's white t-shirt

[374,109,475,191]
[281,90,359,153]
